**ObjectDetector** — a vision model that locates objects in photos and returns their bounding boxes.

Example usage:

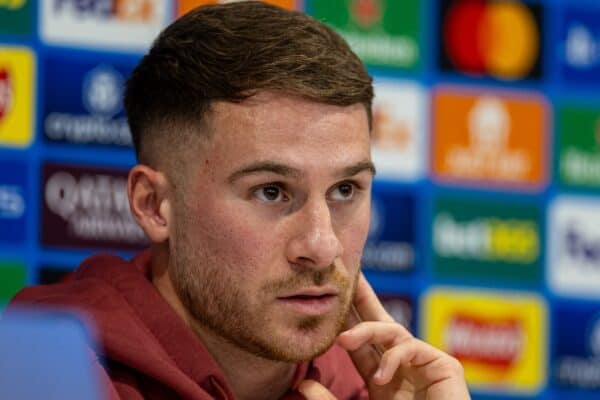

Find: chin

[268,317,342,362]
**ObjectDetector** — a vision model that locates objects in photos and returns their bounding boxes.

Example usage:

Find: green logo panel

[0,0,33,35]
[311,0,421,69]
[432,196,542,283]
[557,104,600,188]
[0,261,26,305]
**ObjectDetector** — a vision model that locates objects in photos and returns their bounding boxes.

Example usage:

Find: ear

[128,164,172,243]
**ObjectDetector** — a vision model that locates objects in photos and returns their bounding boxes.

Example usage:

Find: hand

[299,273,470,400]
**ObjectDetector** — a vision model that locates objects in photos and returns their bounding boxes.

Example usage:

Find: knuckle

[442,355,465,375]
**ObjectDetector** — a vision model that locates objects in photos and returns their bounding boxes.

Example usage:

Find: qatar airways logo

[41,164,147,250]
[0,67,13,122]
[445,314,523,369]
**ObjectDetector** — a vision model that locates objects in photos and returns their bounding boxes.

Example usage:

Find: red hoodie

[9,251,368,400]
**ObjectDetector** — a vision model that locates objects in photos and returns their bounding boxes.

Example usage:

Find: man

[11,2,470,399]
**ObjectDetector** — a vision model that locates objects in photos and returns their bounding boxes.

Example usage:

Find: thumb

[298,379,338,400]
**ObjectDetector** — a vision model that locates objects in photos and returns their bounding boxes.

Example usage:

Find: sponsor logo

[0,47,34,148]
[371,79,427,180]
[44,59,132,147]
[433,196,541,283]
[41,0,171,51]
[557,104,600,188]
[0,159,27,244]
[361,187,415,272]
[439,0,542,80]
[560,7,600,84]
[446,314,523,369]
[548,196,600,298]
[0,67,12,121]
[0,185,24,219]
[41,163,148,251]
[422,287,547,393]
[554,301,600,390]
[432,87,547,189]
[0,261,25,302]
[178,0,297,17]
[312,0,421,69]
[351,0,382,29]
[433,213,538,264]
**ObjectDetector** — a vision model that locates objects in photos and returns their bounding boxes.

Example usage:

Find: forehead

[202,93,371,171]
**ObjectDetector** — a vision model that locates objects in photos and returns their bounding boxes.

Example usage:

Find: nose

[286,198,343,270]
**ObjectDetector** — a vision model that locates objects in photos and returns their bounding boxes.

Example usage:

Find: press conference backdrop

[0,0,597,398]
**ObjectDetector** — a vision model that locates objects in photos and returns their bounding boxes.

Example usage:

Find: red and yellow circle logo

[442,0,540,80]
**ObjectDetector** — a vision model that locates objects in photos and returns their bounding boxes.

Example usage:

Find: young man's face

[169,92,374,362]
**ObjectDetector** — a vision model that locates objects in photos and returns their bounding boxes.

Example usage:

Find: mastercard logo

[441,0,542,80]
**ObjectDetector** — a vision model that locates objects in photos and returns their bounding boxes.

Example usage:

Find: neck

[150,245,297,400]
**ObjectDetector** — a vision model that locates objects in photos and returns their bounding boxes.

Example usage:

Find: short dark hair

[124,1,373,164]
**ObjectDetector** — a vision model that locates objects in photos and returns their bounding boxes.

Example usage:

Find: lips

[277,288,339,316]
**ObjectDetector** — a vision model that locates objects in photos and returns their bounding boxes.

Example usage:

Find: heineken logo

[0,67,12,121]
[351,0,382,29]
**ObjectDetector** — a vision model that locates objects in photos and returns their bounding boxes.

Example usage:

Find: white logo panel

[41,0,172,52]
[371,78,427,180]
[548,195,600,297]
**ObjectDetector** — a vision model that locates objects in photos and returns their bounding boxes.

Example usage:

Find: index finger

[353,272,394,323]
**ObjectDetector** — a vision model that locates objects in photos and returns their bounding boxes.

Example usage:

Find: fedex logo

[52,0,155,21]
[41,0,170,51]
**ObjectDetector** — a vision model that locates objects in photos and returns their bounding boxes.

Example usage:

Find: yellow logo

[0,0,25,10]
[422,287,547,394]
[0,47,35,148]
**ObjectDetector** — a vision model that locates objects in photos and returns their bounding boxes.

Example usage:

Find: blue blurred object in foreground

[0,308,101,400]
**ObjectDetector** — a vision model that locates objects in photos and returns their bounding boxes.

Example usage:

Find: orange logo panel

[178,0,296,17]
[432,87,547,189]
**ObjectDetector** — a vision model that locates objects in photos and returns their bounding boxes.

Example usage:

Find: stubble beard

[170,221,358,362]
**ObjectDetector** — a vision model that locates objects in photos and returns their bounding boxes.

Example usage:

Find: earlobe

[128,165,171,243]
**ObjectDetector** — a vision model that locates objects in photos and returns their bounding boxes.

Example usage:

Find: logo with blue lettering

[361,183,415,272]
[560,6,600,84]
[43,55,133,147]
[553,301,600,393]
[548,195,600,298]
[0,159,26,244]
[41,0,171,51]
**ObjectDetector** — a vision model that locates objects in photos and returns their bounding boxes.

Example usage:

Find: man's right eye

[253,185,288,203]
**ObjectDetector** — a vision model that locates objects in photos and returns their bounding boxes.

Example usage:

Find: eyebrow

[227,160,376,183]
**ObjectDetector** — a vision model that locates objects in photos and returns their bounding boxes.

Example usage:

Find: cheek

[188,202,280,272]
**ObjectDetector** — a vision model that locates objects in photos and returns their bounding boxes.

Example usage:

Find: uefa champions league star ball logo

[0,67,13,122]
[82,65,124,118]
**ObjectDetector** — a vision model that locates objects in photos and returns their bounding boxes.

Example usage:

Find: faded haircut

[124,1,373,165]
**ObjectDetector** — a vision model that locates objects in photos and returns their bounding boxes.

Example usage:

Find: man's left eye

[330,182,355,201]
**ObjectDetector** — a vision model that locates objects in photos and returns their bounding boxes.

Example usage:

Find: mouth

[277,289,339,316]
